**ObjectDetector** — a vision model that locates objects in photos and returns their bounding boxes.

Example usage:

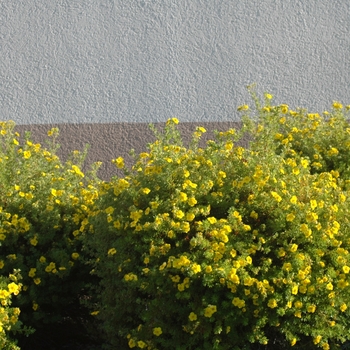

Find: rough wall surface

[1,0,350,179]
[1,0,349,125]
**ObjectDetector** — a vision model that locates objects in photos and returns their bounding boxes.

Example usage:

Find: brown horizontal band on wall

[15,122,247,181]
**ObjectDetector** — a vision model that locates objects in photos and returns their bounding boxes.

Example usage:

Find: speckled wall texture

[1,0,349,178]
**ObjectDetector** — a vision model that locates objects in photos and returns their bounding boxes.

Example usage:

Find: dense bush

[86,91,350,349]
[0,121,100,340]
[0,270,31,349]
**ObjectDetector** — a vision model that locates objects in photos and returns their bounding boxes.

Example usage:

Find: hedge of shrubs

[1,89,350,349]
[0,121,101,348]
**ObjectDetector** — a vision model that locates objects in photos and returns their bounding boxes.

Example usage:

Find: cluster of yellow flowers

[0,273,23,348]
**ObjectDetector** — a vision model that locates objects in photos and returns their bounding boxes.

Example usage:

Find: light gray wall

[1,0,349,125]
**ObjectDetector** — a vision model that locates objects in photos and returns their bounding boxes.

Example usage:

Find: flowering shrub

[0,121,100,335]
[0,271,32,349]
[86,91,350,349]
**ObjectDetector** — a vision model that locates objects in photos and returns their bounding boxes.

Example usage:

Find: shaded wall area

[15,122,248,181]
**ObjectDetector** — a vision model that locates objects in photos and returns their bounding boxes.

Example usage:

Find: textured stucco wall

[2,0,350,179]
[1,0,349,125]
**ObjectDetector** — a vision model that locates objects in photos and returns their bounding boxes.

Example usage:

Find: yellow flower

[30,236,38,246]
[290,196,298,204]
[267,299,278,308]
[290,244,298,253]
[28,268,36,277]
[173,209,184,219]
[204,304,217,317]
[328,291,335,299]
[286,213,295,222]
[322,343,330,350]
[188,197,197,206]
[128,338,136,348]
[291,338,297,346]
[294,300,303,309]
[71,252,79,260]
[279,116,286,124]
[343,266,350,274]
[0,289,10,298]
[306,212,318,223]
[333,101,343,109]
[8,282,20,295]
[339,193,346,202]
[307,304,316,313]
[137,340,147,348]
[191,263,201,274]
[326,282,333,290]
[186,212,195,221]
[327,147,339,156]
[340,303,347,312]
[166,117,179,125]
[189,312,197,321]
[108,248,117,256]
[124,273,138,282]
[112,157,124,168]
[179,192,188,202]
[280,104,289,113]
[159,262,166,271]
[283,263,292,272]
[314,335,322,345]
[207,217,217,224]
[301,159,309,168]
[71,165,84,177]
[23,150,31,159]
[237,104,249,111]
[34,278,41,285]
[105,206,115,214]
[300,223,312,237]
[47,127,59,136]
[178,283,185,291]
[310,199,317,210]
[232,298,245,308]
[271,191,282,202]
[291,284,298,295]
[153,327,162,336]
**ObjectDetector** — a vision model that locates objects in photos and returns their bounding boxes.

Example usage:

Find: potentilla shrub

[86,95,350,350]
[0,271,32,350]
[0,121,100,331]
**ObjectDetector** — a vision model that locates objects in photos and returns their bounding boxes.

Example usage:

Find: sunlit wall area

[1,0,349,177]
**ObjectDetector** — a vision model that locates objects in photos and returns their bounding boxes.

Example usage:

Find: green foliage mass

[0,122,101,345]
[2,88,350,350]
[86,90,350,350]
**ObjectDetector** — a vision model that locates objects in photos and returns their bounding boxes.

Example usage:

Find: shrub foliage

[0,271,31,349]
[86,91,350,349]
[0,121,100,338]
[2,90,350,349]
